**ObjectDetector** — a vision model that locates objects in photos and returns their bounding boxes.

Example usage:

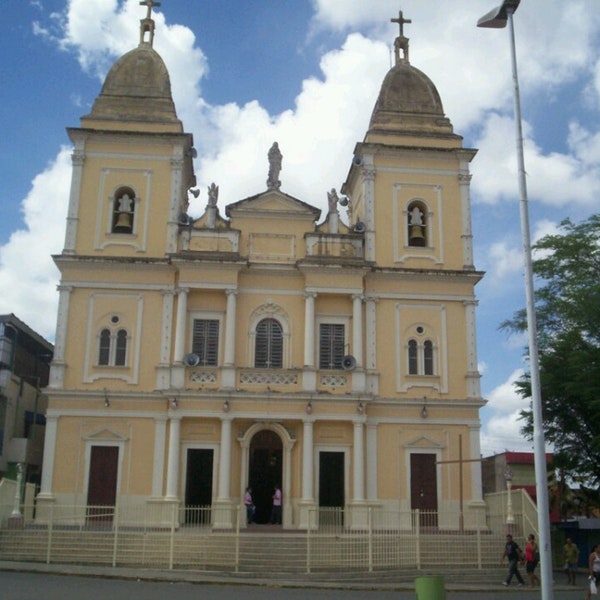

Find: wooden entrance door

[410,453,438,528]
[87,445,118,523]
[184,448,214,524]
[319,451,345,526]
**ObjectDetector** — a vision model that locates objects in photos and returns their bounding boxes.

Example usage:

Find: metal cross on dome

[391,10,412,37]
[140,0,161,20]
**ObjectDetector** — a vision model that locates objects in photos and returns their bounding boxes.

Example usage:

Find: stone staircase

[0,523,508,582]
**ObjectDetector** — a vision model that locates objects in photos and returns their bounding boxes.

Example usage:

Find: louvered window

[319,323,345,369]
[255,318,283,368]
[192,319,219,366]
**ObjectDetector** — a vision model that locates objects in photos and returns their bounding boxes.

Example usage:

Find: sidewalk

[0,560,587,594]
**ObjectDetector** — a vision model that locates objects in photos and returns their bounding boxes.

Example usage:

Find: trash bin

[415,575,446,600]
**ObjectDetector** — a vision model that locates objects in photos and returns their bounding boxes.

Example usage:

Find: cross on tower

[139,0,161,47]
[140,0,161,21]
[390,10,412,64]
[391,10,412,37]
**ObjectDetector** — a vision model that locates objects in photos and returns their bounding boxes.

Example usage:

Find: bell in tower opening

[408,203,426,247]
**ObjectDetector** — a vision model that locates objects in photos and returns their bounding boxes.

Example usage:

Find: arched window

[98,329,111,365]
[97,327,128,367]
[408,339,418,374]
[112,186,136,234]
[255,318,283,368]
[115,329,128,366]
[407,337,436,376]
[424,340,434,375]
[407,200,427,247]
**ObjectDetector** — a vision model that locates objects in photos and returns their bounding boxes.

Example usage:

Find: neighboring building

[38,6,486,529]
[481,451,553,500]
[0,314,53,485]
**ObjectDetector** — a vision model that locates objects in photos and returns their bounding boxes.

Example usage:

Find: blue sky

[2,0,600,456]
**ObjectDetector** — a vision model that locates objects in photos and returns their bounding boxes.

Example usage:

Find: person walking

[501,533,525,587]
[585,544,600,600]
[525,533,540,587]
[563,537,580,585]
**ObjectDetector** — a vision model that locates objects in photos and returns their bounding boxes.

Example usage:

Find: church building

[38,4,486,530]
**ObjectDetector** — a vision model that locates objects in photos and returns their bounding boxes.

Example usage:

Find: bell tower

[60,1,195,261]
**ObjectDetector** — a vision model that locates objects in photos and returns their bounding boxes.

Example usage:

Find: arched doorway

[249,430,282,524]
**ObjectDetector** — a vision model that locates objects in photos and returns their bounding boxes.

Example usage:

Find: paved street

[0,570,587,600]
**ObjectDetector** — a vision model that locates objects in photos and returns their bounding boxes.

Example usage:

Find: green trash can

[415,575,446,600]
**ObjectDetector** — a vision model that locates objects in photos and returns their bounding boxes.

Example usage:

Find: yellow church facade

[38,6,485,531]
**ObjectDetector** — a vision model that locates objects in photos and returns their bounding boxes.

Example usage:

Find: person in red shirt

[525,533,540,587]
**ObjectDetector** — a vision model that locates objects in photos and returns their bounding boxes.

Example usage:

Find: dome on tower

[82,2,182,132]
[84,44,181,129]
[367,13,454,137]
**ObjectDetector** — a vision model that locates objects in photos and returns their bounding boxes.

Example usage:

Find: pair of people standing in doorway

[245,485,281,525]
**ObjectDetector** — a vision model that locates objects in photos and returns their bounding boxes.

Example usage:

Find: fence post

[234,505,240,573]
[306,508,312,574]
[368,506,373,572]
[168,502,176,570]
[112,504,119,567]
[45,502,54,565]
[476,512,482,569]
[415,509,421,570]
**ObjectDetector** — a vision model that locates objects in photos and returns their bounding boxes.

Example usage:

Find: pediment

[84,427,129,442]
[404,434,444,449]
[225,190,321,220]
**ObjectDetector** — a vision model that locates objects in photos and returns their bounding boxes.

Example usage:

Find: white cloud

[480,368,534,455]
[0,149,70,339]
[189,33,389,214]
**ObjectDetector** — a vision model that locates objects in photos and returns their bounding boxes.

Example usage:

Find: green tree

[504,215,600,492]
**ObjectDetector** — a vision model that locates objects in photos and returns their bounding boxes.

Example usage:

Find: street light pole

[478,3,553,599]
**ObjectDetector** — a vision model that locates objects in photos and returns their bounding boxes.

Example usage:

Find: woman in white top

[585,544,600,600]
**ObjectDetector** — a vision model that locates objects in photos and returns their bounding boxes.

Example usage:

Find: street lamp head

[477,0,521,28]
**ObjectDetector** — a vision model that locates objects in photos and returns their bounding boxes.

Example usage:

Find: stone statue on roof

[267,142,282,190]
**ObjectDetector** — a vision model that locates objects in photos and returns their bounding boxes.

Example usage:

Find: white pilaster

[214,416,234,529]
[352,295,363,367]
[459,170,475,269]
[362,162,376,262]
[217,417,232,500]
[464,299,481,399]
[165,415,181,499]
[38,415,58,498]
[365,296,379,394]
[152,416,168,497]
[167,152,184,253]
[298,418,317,529]
[303,292,317,391]
[173,288,188,362]
[156,289,174,389]
[222,290,237,388]
[366,421,378,501]
[171,288,188,389]
[49,285,72,389]
[63,145,85,254]
[352,421,365,502]
[352,294,365,392]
